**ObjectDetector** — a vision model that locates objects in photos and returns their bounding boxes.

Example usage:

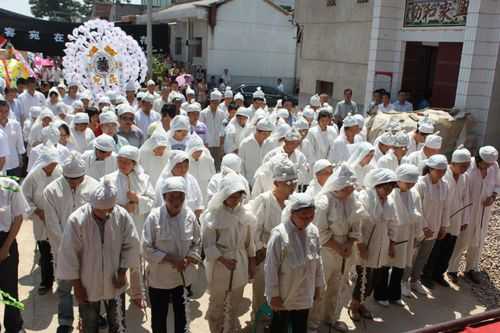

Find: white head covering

[347,142,375,167]
[90,180,117,209]
[57,82,67,90]
[71,100,84,110]
[186,135,207,155]
[221,153,242,173]
[310,94,321,107]
[41,125,60,145]
[94,134,116,152]
[62,151,87,178]
[170,115,190,132]
[424,134,442,149]
[479,146,498,163]
[80,90,92,101]
[206,173,248,212]
[118,145,139,163]
[396,163,420,183]
[161,176,186,194]
[302,106,315,120]
[137,91,146,100]
[287,192,315,212]
[425,154,448,170]
[125,81,138,92]
[147,80,156,86]
[272,157,297,181]
[284,128,301,142]
[28,146,60,176]
[253,87,265,100]
[224,87,233,98]
[97,96,111,105]
[418,116,434,134]
[99,111,119,126]
[342,114,358,128]
[256,117,275,132]
[379,132,395,146]
[276,108,289,119]
[185,86,195,96]
[234,92,244,101]
[142,93,155,104]
[393,131,410,148]
[117,104,135,117]
[270,123,291,141]
[451,146,472,163]
[353,114,365,128]
[73,113,89,124]
[186,102,202,113]
[163,150,190,177]
[321,163,357,192]
[364,168,397,188]
[313,159,333,175]
[294,117,309,130]
[210,88,223,101]
[235,107,251,119]
[30,106,43,119]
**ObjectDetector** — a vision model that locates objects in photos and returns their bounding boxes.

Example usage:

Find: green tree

[29,0,88,22]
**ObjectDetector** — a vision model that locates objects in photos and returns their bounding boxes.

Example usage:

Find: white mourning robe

[138,150,169,186]
[407,132,423,155]
[251,191,284,250]
[135,110,161,136]
[71,128,95,153]
[263,146,309,186]
[224,120,246,154]
[28,143,70,172]
[404,150,429,173]
[155,173,204,213]
[329,136,355,164]
[377,150,403,171]
[444,168,470,237]
[142,206,202,289]
[207,172,250,204]
[238,135,274,186]
[56,204,140,302]
[306,126,338,164]
[22,166,63,241]
[81,150,118,181]
[43,175,100,255]
[414,175,450,240]
[189,152,216,205]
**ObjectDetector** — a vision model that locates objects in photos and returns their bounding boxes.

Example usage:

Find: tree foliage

[29,0,133,22]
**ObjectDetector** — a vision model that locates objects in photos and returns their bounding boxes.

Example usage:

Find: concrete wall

[206,0,297,93]
[295,0,373,106]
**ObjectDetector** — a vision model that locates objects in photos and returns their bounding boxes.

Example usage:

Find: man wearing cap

[249,87,266,120]
[186,102,208,144]
[63,83,80,107]
[153,86,171,113]
[117,104,144,148]
[224,107,250,154]
[307,109,338,165]
[200,89,226,170]
[218,87,234,115]
[43,152,100,333]
[56,181,140,333]
[448,146,500,284]
[82,134,118,181]
[142,176,202,333]
[0,172,30,333]
[308,94,322,113]
[404,133,442,173]
[305,159,334,198]
[71,113,95,153]
[330,114,360,164]
[334,89,359,127]
[98,111,129,151]
[146,80,160,98]
[125,81,138,108]
[250,159,298,321]
[377,131,409,171]
[136,93,161,136]
[265,192,324,332]
[234,92,245,108]
[238,117,274,186]
[407,118,434,154]
[80,91,92,109]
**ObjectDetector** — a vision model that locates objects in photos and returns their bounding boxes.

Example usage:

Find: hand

[357,243,368,260]
[34,208,45,221]
[124,202,137,214]
[218,257,237,271]
[388,244,395,258]
[0,246,9,263]
[255,248,267,266]
[127,191,139,203]
[423,228,434,239]
[461,224,468,231]
[437,227,446,240]
[483,195,496,207]
[342,242,353,258]
[112,271,128,289]
[171,258,187,272]
[270,297,284,311]
[74,283,88,304]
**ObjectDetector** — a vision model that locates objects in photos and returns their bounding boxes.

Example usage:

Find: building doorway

[401,42,462,109]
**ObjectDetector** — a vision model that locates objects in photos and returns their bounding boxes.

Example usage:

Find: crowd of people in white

[0,76,498,333]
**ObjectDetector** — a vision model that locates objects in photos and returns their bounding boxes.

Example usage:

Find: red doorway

[401,42,462,109]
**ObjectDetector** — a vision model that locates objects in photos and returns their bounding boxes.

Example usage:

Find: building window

[175,37,182,55]
[326,0,336,6]
[193,37,202,58]
[316,80,334,97]
[357,0,368,3]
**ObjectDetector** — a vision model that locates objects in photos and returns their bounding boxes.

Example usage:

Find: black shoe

[38,285,52,296]
[98,315,107,330]
[420,277,435,290]
[433,276,450,288]
[466,270,481,284]
[56,325,73,333]
[447,272,459,284]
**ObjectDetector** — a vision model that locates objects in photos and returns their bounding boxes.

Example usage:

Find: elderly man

[57,181,140,333]
[187,102,208,144]
[44,152,100,333]
[82,134,117,181]
[99,111,129,151]
[136,93,161,135]
[117,104,144,148]
[200,89,226,170]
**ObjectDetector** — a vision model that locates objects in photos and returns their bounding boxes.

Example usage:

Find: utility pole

[147,0,153,78]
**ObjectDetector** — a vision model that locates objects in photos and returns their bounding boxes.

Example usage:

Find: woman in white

[23,106,42,145]
[410,154,450,295]
[22,147,62,295]
[294,117,314,187]
[187,137,216,205]
[329,114,360,164]
[250,158,297,320]
[168,115,197,152]
[138,130,170,185]
[347,142,375,188]
[373,164,423,306]
[377,131,409,171]
[448,146,499,284]
[207,153,250,203]
[81,134,117,181]
[265,192,325,333]
[142,177,202,333]
[104,145,156,308]
[71,113,95,153]
[156,150,204,218]
[305,159,334,198]
[252,153,290,199]
[201,173,256,332]
[224,107,250,154]
[28,107,55,150]
[373,132,394,162]
[27,124,70,172]
[309,164,365,333]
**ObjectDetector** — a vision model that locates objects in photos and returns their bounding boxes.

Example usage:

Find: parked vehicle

[235,84,298,107]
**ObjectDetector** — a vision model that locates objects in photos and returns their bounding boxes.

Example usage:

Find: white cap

[99,111,119,125]
[30,106,42,118]
[284,128,301,142]
[224,87,233,98]
[451,146,472,163]
[396,163,420,183]
[329,163,357,191]
[142,93,155,103]
[342,114,358,128]
[424,134,442,150]
[161,176,187,194]
[137,91,146,100]
[97,96,111,105]
[171,115,190,132]
[147,80,156,86]
[186,86,195,96]
[118,145,139,163]
[425,154,448,170]
[80,90,92,101]
[256,118,275,132]
[393,131,410,148]
[72,100,84,110]
[41,125,60,145]
[302,106,315,119]
[125,81,138,92]
[210,88,223,101]
[221,153,242,173]
[234,92,244,101]
[90,180,117,209]
[58,82,67,89]
[117,104,135,117]
[73,113,89,124]
[310,94,321,107]
[479,145,499,163]
[276,108,289,119]
[418,116,434,134]
[365,168,398,188]
[235,107,251,119]
[106,90,118,103]
[187,102,202,113]
[379,132,394,146]
[288,192,315,212]
[313,159,333,175]
[62,151,87,178]
[94,134,116,152]
[353,114,365,128]
[293,117,309,130]
[272,158,297,181]
[253,87,265,100]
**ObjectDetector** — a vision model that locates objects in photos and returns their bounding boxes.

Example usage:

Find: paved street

[0,220,488,333]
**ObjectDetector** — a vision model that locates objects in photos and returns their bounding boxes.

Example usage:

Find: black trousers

[0,232,23,333]
[37,240,54,288]
[149,286,189,333]
[423,234,457,280]
[373,266,404,302]
[79,293,126,333]
[270,309,309,333]
[352,266,375,302]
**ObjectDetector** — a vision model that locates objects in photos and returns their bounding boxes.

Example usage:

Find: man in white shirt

[392,90,413,112]
[221,68,231,86]
[0,100,25,176]
[18,77,45,123]
[62,82,80,106]
[135,93,161,135]
[277,78,285,93]
[200,89,226,170]
[0,128,8,173]
[378,92,394,113]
